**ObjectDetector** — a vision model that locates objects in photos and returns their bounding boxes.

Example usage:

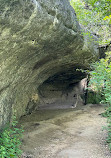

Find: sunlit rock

[0,0,99,128]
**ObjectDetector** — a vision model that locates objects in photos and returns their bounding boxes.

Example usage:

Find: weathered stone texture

[0,0,99,128]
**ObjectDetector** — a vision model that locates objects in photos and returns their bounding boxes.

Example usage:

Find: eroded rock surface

[0,0,99,128]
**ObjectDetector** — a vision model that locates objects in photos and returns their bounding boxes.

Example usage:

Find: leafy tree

[84,0,111,16]
[70,0,111,45]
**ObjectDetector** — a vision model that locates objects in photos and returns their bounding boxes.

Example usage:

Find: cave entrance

[38,66,87,109]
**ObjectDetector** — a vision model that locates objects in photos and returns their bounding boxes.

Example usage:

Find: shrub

[0,116,24,158]
[89,51,111,150]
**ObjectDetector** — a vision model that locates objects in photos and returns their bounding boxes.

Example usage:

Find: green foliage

[84,0,111,16]
[89,51,111,150]
[70,0,111,45]
[70,0,98,26]
[70,0,111,150]
[87,91,103,104]
[0,116,24,158]
[89,52,111,104]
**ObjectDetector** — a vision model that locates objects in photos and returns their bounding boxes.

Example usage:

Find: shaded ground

[20,104,111,158]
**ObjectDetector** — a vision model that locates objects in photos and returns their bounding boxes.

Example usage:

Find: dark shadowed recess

[38,65,87,93]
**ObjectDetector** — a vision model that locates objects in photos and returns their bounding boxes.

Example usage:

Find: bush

[87,91,103,104]
[0,116,24,158]
[89,51,111,150]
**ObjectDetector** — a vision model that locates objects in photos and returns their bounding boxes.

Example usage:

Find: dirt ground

[19,104,111,158]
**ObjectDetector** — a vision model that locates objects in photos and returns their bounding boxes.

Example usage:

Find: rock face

[0,0,99,128]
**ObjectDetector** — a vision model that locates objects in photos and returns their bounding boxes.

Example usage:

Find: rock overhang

[0,0,99,128]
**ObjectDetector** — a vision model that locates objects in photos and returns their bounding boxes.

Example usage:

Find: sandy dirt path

[20,104,111,158]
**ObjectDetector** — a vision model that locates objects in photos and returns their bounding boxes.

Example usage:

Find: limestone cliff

[0,0,99,128]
